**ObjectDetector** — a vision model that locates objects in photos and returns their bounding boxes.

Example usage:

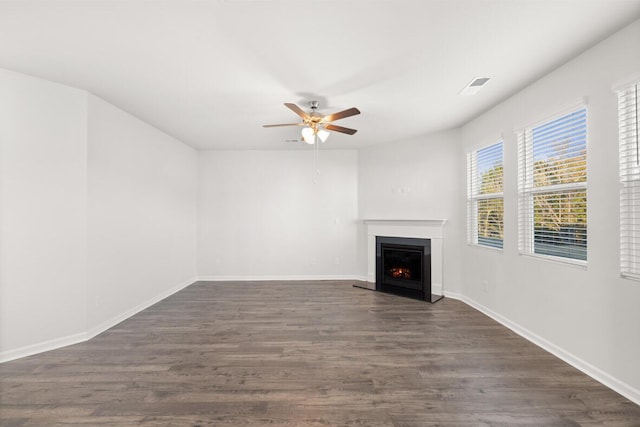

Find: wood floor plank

[1,280,639,426]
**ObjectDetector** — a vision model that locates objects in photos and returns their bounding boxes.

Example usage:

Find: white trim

[611,72,640,93]
[86,277,198,339]
[621,272,640,282]
[517,106,588,264]
[444,293,640,406]
[197,275,364,282]
[467,141,504,249]
[470,191,504,201]
[0,277,198,364]
[467,243,504,253]
[4,279,638,405]
[618,80,640,279]
[362,219,447,227]
[363,219,447,294]
[528,181,588,194]
[466,135,506,154]
[0,331,88,364]
[0,276,362,363]
[430,283,443,295]
[518,251,588,269]
[443,290,464,299]
[514,97,588,133]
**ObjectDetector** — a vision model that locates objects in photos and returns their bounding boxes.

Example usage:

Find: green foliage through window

[468,141,504,249]
[519,108,587,262]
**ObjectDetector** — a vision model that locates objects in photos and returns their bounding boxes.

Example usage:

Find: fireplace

[363,219,446,299]
[376,236,442,303]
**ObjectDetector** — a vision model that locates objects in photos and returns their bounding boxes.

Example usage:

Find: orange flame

[390,268,412,279]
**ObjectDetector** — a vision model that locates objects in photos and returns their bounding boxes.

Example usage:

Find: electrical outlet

[334,256,340,265]
[482,280,489,292]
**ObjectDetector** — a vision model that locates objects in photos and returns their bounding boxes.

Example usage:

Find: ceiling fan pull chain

[316,138,320,174]
[313,137,320,184]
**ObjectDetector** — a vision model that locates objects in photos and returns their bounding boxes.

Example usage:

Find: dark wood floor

[1,281,639,426]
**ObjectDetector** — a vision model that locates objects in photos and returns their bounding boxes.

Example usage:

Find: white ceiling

[1,0,639,150]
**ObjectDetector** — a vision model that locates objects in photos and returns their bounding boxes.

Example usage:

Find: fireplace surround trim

[363,219,446,295]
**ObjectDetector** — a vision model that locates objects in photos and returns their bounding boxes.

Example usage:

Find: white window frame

[467,140,504,250]
[618,80,640,280]
[517,105,588,266]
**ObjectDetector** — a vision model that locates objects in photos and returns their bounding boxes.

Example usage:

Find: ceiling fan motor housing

[262,101,360,136]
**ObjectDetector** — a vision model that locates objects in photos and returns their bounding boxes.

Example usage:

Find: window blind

[518,108,587,262]
[467,141,504,249]
[618,82,640,279]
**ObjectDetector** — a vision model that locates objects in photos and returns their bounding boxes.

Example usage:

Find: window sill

[518,252,587,269]
[468,243,504,253]
[621,272,640,282]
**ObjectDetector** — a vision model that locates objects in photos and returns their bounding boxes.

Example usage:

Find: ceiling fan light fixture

[264,100,359,148]
[301,126,315,144]
[317,129,330,143]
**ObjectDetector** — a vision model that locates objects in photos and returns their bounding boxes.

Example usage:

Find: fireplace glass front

[382,246,423,290]
[376,236,441,303]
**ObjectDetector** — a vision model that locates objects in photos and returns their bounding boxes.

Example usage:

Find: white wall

[2,19,638,406]
[198,150,359,279]
[0,69,88,358]
[357,130,463,294]
[87,94,198,329]
[0,69,199,361]
[460,19,640,400]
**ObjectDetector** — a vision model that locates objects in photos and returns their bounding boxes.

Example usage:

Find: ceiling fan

[263,100,360,144]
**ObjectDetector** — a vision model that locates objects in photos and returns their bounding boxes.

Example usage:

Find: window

[467,141,504,249]
[517,107,587,262]
[618,81,640,279]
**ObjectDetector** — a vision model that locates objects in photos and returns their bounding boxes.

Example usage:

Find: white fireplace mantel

[363,219,447,295]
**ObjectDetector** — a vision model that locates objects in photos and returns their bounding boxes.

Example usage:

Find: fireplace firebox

[376,236,442,303]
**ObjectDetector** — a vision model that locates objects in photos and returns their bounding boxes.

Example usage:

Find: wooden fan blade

[324,107,360,122]
[284,103,310,120]
[263,123,302,128]
[325,124,358,135]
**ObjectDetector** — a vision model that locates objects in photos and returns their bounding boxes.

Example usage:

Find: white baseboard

[0,331,88,363]
[5,278,637,407]
[0,277,198,364]
[196,276,440,294]
[443,290,464,299]
[444,292,640,406]
[432,283,443,295]
[197,275,364,282]
[86,276,198,339]
[1,276,359,363]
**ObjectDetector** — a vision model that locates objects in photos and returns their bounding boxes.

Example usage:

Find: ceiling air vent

[459,77,491,95]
